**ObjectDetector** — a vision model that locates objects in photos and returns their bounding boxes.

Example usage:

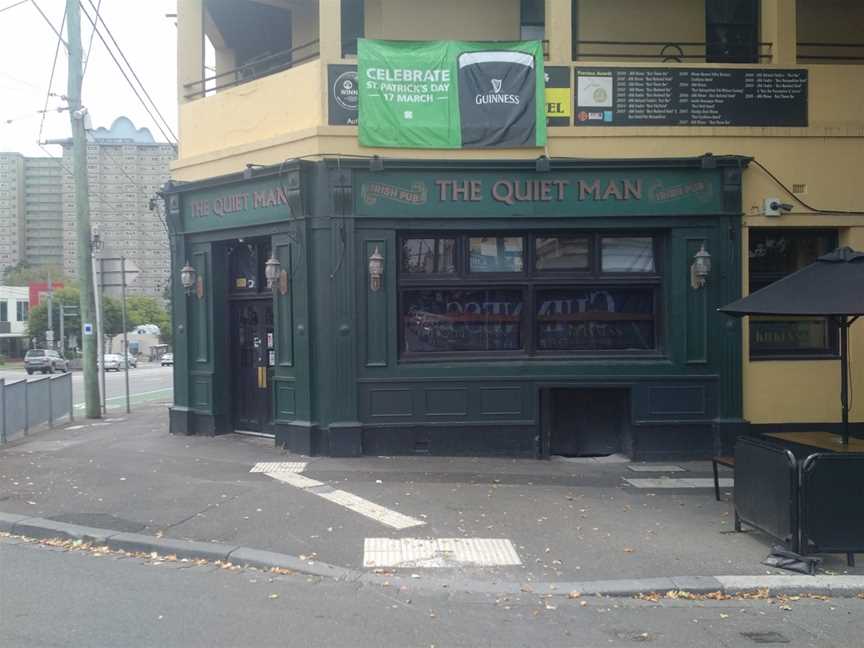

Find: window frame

[748,228,839,360]
[397,231,664,361]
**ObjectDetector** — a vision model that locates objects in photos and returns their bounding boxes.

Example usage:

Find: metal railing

[797,42,864,62]
[573,40,773,63]
[0,373,74,444]
[184,39,321,100]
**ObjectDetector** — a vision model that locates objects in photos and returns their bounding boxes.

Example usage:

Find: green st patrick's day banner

[358,39,547,149]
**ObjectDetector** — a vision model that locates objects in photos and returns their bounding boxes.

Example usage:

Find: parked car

[160,352,174,366]
[125,353,138,368]
[100,354,123,372]
[25,349,70,375]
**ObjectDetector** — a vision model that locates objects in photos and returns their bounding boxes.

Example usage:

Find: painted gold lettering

[579,179,601,201]
[469,180,482,202]
[491,180,515,206]
[623,179,642,200]
[602,181,622,201]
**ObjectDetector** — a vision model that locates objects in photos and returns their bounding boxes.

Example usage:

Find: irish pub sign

[355,169,726,218]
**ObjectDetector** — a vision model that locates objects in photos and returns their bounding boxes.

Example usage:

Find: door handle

[257,366,268,389]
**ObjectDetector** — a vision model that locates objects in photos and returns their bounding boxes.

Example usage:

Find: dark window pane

[469,237,524,273]
[749,230,835,277]
[535,236,589,271]
[536,288,655,350]
[403,289,523,353]
[229,242,259,291]
[601,237,655,273]
[341,0,365,57]
[750,316,834,356]
[749,229,838,358]
[401,238,456,274]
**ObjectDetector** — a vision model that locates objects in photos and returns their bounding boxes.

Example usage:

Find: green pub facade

[164,156,748,459]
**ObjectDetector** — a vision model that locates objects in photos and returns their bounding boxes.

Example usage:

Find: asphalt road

[0,363,173,412]
[2,537,860,648]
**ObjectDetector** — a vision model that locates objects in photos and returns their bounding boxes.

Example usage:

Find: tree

[27,287,124,349]
[3,262,70,286]
[125,295,172,345]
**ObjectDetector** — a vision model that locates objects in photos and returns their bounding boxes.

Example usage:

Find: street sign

[99,257,141,286]
[46,330,54,343]
[83,323,94,335]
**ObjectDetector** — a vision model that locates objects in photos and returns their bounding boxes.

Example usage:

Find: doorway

[230,299,275,434]
[548,388,630,457]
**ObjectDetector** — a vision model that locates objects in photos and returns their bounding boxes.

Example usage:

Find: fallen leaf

[269,594,279,599]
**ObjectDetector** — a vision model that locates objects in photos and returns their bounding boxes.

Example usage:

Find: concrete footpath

[2,404,862,599]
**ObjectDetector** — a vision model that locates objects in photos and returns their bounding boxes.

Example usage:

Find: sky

[0,0,178,157]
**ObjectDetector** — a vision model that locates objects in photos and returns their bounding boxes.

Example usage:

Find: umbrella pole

[841,318,850,447]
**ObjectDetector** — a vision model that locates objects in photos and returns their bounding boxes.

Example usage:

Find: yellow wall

[178,59,323,160]
[364,0,520,41]
[742,225,864,424]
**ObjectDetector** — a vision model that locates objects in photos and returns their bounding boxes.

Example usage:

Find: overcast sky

[0,0,178,157]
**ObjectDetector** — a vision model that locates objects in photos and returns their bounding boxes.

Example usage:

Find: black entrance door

[549,389,629,457]
[231,300,275,433]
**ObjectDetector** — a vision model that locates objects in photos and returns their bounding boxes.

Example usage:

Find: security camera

[764,198,793,216]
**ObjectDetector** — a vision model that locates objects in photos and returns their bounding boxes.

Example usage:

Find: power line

[79,0,177,146]
[38,6,67,145]
[752,159,864,216]
[0,0,27,12]
[29,0,67,49]
[81,0,102,81]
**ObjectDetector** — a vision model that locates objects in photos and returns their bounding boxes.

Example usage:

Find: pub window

[0,301,7,322]
[705,0,760,64]
[403,288,524,353]
[520,0,545,41]
[536,287,655,351]
[748,229,838,359]
[601,236,656,273]
[535,236,590,271]
[227,239,270,293]
[399,232,662,357]
[16,301,28,321]
[469,236,524,273]
[402,237,457,275]
[341,0,365,57]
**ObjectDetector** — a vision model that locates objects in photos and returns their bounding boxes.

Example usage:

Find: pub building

[163,154,749,459]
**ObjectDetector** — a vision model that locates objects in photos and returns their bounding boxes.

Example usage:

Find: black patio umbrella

[719,247,864,446]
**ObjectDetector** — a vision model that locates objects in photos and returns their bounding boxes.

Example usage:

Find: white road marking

[261,469,425,530]
[626,464,686,473]
[250,461,307,473]
[66,425,85,430]
[624,477,733,489]
[266,472,324,489]
[363,538,521,568]
[318,490,424,530]
[74,387,173,409]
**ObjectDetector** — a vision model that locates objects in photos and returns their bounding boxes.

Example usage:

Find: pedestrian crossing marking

[363,538,521,568]
[250,461,308,473]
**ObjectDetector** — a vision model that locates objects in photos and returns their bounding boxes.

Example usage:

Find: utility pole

[67,0,100,419]
[46,277,54,348]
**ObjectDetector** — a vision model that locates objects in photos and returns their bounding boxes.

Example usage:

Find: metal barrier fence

[0,373,74,444]
[800,453,864,566]
[733,436,799,552]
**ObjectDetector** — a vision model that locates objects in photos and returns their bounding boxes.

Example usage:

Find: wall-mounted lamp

[265,253,288,296]
[535,155,551,173]
[690,244,712,290]
[180,261,197,296]
[368,246,384,292]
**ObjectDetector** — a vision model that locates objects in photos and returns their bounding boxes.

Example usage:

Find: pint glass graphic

[457,51,537,148]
